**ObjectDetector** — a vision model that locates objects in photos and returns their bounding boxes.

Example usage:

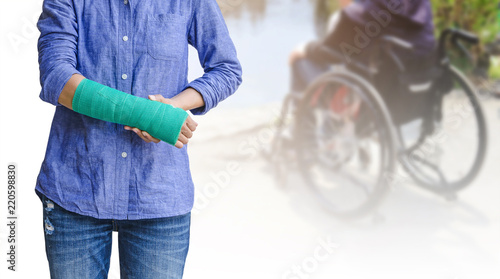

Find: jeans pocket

[146,13,186,61]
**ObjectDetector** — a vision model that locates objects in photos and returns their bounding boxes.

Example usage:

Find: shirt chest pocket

[147,14,186,61]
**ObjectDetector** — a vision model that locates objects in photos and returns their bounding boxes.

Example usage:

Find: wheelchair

[272,29,488,219]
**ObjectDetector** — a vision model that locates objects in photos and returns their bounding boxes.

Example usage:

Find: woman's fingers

[125,126,160,144]
[177,133,189,145]
[132,128,151,143]
[181,124,193,139]
[127,97,198,147]
[185,116,198,132]
[142,131,160,144]
[175,141,184,149]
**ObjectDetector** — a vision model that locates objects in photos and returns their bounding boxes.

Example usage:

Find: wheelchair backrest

[370,48,452,125]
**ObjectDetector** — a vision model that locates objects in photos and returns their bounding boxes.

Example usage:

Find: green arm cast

[72,79,188,146]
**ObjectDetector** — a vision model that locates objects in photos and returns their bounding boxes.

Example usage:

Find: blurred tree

[431,0,500,76]
[313,0,351,38]
[431,0,499,44]
[217,0,268,22]
[319,0,500,75]
[314,0,336,38]
[318,0,499,41]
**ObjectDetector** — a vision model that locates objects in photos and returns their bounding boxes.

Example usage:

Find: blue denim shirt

[35,0,242,220]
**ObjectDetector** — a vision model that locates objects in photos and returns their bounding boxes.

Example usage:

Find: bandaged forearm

[72,79,188,146]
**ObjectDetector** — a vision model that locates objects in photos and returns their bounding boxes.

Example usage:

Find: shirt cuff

[184,79,214,115]
[40,66,81,107]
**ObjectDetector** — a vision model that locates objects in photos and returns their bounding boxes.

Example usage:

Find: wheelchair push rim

[398,65,488,194]
[294,68,397,218]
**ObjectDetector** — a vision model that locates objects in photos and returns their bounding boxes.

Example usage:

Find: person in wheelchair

[276,0,487,216]
[289,0,437,101]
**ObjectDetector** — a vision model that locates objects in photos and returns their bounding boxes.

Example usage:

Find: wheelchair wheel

[399,65,488,194]
[294,68,397,218]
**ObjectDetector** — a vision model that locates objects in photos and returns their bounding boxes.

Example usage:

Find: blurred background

[0,0,499,278]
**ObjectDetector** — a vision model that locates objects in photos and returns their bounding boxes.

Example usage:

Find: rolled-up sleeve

[37,0,81,107]
[185,0,243,115]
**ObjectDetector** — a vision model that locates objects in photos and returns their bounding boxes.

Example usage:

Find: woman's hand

[124,94,198,148]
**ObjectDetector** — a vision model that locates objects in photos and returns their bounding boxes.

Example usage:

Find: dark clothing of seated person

[290,0,437,94]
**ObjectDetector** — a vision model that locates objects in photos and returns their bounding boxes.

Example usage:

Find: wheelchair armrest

[382,36,414,51]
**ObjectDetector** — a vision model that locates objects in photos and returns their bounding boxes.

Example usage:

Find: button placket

[114,0,133,218]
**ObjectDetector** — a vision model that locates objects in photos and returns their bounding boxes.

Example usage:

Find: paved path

[175,99,500,279]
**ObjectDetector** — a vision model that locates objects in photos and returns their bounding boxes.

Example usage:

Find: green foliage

[322,0,499,43]
[431,0,500,76]
[322,0,500,75]
[431,0,499,44]
[489,56,500,79]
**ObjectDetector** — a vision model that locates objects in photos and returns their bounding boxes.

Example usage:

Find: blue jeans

[40,193,190,279]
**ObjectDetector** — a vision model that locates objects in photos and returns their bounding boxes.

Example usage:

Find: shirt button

[121,152,128,158]
[122,74,128,80]
[124,0,128,4]
[122,35,128,42]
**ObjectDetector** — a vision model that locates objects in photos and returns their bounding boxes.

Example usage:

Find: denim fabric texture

[35,0,242,220]
[41,192,191,278]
